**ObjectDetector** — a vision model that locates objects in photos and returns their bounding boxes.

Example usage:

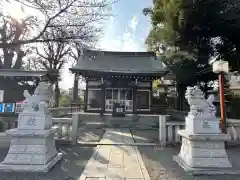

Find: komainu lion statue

[185,86,216,117]
[22,81,53,112]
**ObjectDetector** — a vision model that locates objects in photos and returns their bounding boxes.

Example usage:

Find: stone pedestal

[173,130,232,174]
[0,82,62,172]
[174,115,233,174]
[0,129,62,172]
[185,115,221,134]
[173,86,234,174]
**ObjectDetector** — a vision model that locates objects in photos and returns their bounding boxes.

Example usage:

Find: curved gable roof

[70,50,167,75]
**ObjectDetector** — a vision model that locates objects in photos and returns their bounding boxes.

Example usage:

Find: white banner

[15,102,23,113]
[0,90,4,102]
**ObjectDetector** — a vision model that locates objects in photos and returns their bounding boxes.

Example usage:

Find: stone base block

[0,153,62,173]
[185,115,221,134]
[174,130,233,174]
[0,128,62,172]
[173,155,240,175]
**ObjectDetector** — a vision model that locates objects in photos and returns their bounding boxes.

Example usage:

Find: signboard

[0,103,3,113]
[4,103,15,113]
[0,90,3,102]
[0,103,15,113]
[18,115,44,130]
[15,101,23,113]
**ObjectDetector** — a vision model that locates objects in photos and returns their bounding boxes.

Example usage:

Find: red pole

[219,72,226,134]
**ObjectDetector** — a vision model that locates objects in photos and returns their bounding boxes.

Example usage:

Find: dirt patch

[77,128,105,142]
[130,129,159,143]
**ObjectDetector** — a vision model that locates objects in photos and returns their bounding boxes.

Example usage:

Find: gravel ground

[0,143,95,180]
[139,146,240,180]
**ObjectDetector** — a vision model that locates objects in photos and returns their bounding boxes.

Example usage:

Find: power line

[196,68,212,75]
[195,67,212,75]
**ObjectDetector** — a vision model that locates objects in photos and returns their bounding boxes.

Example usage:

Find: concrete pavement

[79,129,151,180]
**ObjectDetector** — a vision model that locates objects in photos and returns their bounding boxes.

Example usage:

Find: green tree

[146,0,240,109]
[144,0,229,109]
[59,91,72,106]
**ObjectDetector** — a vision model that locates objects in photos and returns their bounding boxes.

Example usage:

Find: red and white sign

[15,101,23,113]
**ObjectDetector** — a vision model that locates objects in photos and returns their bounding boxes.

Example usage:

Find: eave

[0,69,47,77]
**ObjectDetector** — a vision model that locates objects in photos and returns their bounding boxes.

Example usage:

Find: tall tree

[0,0,113,102]
[1,0,112,69]
[0,0,113,49]
[0,14,37,69]
[33,31,71,107]
[143,0,225,109]
[143,0,239,87]
[69,43,86,103]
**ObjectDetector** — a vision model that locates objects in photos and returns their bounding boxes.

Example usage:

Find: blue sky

[61,0,153,89]
[2,0,153,89]
[99,0,152,52]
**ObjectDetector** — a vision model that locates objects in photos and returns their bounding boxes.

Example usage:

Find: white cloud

[59,64,74,91]
[59,62,86,91]
[128,16,138,32]
[122,31,138,51]
[61,15,146,90]
[99,15,145,52]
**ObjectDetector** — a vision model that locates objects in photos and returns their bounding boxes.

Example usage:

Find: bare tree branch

[0,0,115,48]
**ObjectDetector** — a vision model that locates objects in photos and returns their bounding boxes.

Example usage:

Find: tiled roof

[70,50,167,75]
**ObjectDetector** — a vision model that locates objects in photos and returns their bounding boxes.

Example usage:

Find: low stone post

[159,115,167,146]
[71,113,80,145]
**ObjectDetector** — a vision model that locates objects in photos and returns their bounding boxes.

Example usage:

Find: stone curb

[77,141,161,146]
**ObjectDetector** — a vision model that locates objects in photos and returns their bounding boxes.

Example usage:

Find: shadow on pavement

[138,145,240,180]
[0,143,95,180]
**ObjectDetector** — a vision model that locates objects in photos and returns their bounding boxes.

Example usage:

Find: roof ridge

[85,50,155,57]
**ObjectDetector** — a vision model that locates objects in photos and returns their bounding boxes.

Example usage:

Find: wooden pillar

[73,73,79,103]
[150,80,153,112]
[84,78,88,112]
[100,83,105,115]
[133,85,137,114]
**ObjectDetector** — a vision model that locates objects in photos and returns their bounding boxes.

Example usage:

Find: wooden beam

[0,69,47,77]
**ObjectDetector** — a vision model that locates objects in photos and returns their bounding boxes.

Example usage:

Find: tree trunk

[13,50,24,69]
[54,81,60,107]
[204,82,208,99]
[176,83,185,111]
[3,50,14,68]
[73,74,79,103]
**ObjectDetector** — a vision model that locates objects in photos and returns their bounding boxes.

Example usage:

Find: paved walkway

[79,129,151,180]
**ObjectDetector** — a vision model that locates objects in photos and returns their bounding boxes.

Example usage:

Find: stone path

[79,129,151,180]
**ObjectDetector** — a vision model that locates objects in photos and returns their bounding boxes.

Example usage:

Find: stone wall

[78,113,159,129]
[158,116,240,146]
[0,115,18,132]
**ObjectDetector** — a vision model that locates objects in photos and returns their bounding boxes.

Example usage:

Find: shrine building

[70,50,173,114]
